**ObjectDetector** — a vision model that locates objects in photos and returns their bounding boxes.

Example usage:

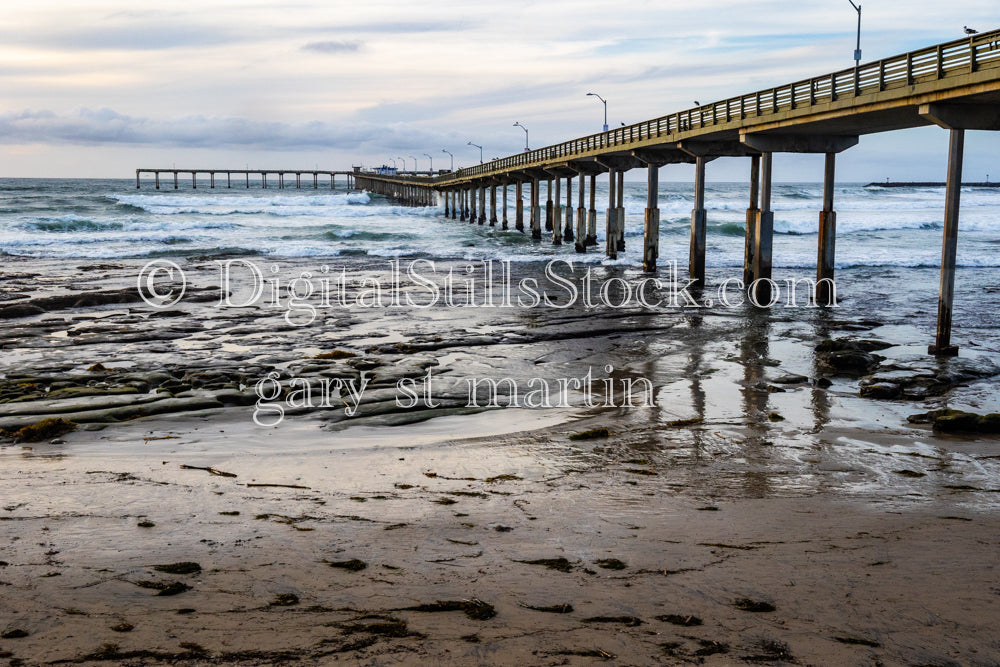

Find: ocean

[2,177,999,270]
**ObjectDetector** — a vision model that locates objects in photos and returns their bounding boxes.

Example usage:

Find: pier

[135,169,360,191]
[357,30,1000,356]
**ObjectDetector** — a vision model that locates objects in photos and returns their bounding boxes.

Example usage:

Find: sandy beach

[1,254,999,665]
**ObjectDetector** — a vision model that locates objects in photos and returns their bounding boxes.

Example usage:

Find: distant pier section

[135,168,366,190]
[866,181,1000,187]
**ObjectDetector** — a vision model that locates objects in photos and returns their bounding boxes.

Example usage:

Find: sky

[2,0,999,181]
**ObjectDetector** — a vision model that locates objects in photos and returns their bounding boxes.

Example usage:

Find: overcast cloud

[1,1,998,178]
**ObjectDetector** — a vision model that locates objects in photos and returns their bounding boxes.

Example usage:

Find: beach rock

[859,382,902,399]
[907,408,1000,434]
[773,374,809,384]
[816,338,889,376]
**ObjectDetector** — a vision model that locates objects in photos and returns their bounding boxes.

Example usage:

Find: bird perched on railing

[964,26,978,35]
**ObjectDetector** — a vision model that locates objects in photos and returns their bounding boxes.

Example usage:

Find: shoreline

[2,254,1000,664]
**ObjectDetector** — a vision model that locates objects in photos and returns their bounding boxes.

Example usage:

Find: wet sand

[2,255,1000,665]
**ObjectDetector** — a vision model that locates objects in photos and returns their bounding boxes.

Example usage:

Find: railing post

[879,60,886,90]
[790,82,796,109]
[971,37,978,73]
[937,45,944,78]
[906,52,913,85]
[831,72,838,101]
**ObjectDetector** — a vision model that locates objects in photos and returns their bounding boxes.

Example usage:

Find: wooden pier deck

[356,29,1000,356]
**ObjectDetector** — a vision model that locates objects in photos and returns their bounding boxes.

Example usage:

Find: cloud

[0,107,454,153]
[302,40,362,53]
[1,22,241,52]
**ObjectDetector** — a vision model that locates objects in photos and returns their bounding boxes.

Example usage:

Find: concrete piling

[564,176,575,242]
[545,179,554,232]
[752,153,775,305]
[606,168,617,259]
[643,163,660,272]
[616,170,626,251]
[531,178,542,240]
[816,153,837,306]
[689,157,708,285]
[552,177,563,245]
[516,181,524,231]
[930,128,965,356]
[490,185,497,226]
[587,174,598,247]
[744,155,761,285]
[479,185,487,224]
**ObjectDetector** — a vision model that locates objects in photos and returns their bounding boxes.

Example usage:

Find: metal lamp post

[467,141,483,164]
[848,0,862,64]
[586,92,608,132]
[513,122,530,151]
[442,149,454,171]
[423,153,433,172]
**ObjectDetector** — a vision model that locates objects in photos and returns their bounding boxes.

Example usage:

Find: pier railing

[437,29,1000,183]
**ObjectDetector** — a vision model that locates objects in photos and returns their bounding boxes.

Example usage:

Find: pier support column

[211,173,215,189]
[227,173,231,189]
[930,128,965,356]
[192,172,197,189]
[531,179,542,240]
[155,172,160,189]
[314,173,318,189]
[452,190,457,219]
[516,182,524,231]
[689,157,707,285]
[644,163,660,273]
[575,172,587,253]
[564,176,574,242]
[136,172,140,189]
[744,155,761,285]
[470,186,477,222]
[616,170,626,251]
[752,153,775,305]
[246,172,249,189]
[545,179,554,231]
[490,185,497,226]
[605,168,617,259]
[587,174,597,247]
[816,153,837,306]
[552,177,563,245]
[444,189,451,217]
[263,173,268,189]
[460,188,467,221]
[479,185,486,224]
[174,172,178,190]
[502,184,509,229]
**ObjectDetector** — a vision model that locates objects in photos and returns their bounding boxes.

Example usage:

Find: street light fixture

[408,155,418,171]
[513,122,530,151]
[423,153,433,172]
[586,92,608,132]
[398,157,407,172]
[467,141,483,164]
[441,149,454,171]
[390,158,397,169]
[848,0,862,64]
